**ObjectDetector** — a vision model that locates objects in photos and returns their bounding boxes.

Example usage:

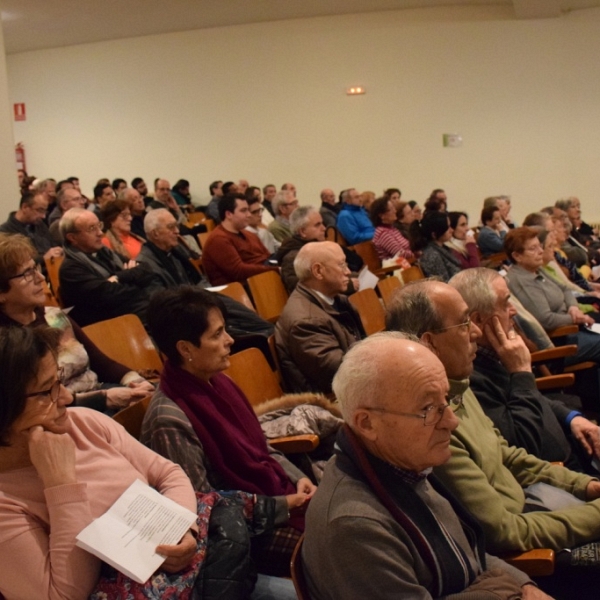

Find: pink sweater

[372,225,413,261]
[0,408,196,600]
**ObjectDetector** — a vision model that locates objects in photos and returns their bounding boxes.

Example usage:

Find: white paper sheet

[76,479,196,584]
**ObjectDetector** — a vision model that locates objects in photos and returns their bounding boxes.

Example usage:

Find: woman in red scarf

[142,285,316,576]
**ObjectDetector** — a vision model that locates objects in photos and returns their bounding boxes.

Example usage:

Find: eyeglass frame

[72,222,104,234]
[7,264,43,284]
[361,394,463,427]
[430,317,471,334]
[23,367,65,405]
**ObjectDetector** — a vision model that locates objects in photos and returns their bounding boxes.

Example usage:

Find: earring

[188,356,192,362]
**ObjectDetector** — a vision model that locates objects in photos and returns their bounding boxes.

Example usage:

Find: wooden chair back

[219,282,256,313]
[82,314,163,374]
[186,211,206,225]
[247,270,289,323]
[352,240,382,274]
[325,226,347,247]
[45,254,64,303]
[113,396,152,440]
[290,534,311,600]
[400,264,425,284]
[42,280,60,308]
[197,231,211,249]
[377,276,402,307]
[224,347,283,407]
[203,218,216,232]
[348,288,386,336]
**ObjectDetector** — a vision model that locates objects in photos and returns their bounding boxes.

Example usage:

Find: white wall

[6,5,600,223]
[0,22,18,209]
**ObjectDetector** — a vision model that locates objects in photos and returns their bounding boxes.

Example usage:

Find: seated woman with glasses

[0,325,198,599]
[141,285,317,577]
[101,199,145,261]
[505,226,600,367]
[0,233,153,413]
[0,325,298,600]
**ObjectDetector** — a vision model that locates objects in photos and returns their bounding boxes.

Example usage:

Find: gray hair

[272,191,289,216]
[385,280,444,336]
[59,207,89,244]
[555,197,574,212]
[448,268,501,317]
[341,189,355,204]
[117,187,136,202]
[33,178,54,193]
[290,206,317,235]
[144,208,171,235]
[293,245,313,282]
[333,331,420,423]
[56,187,72,208]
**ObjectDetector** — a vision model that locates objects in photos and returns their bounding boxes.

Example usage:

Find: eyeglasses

[250,208,264,215]
[431,317,471,334]
[73,223,104,234]
[163,223,179,231]
[8,264,43,284]
[118,211,132,219]
[24,368,65,405]
[364,395,463,427]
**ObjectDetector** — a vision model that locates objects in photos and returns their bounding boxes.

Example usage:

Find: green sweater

[434,380,600,553]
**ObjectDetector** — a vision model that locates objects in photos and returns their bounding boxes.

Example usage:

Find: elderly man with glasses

[303,332,541,600]
[58,207,157,326]
[387,279,600,594]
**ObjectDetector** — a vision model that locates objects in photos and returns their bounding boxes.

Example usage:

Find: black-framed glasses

[24,368,65,405]
[363,394,463,427]
[250,207,264,215]
[431,317,471,334]
[8,264,43,284]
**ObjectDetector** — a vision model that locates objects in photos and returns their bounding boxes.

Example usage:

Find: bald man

[303,333,539,599]
[319,188,338,228]
[275,241,365,394]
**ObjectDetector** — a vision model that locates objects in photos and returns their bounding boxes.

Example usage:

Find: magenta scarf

[160,360,296,498]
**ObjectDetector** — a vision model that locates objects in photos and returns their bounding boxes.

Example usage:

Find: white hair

[333,331,420,423]
[144,208,171,235]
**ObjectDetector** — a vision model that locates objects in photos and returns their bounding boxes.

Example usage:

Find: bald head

[334,332,457,471]
[293,241,350,296]
[320,188,336,205]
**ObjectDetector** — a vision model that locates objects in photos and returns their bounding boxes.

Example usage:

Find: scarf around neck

[160,361,297,499]
[335,424,484,597]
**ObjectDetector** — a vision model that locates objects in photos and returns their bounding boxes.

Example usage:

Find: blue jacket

[336,204,374,246]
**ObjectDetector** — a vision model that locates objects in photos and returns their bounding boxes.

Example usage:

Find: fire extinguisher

[15,143,26,173]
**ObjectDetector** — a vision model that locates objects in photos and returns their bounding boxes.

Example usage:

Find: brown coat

[274,284,365,394]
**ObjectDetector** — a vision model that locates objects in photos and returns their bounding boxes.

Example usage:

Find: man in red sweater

[202,193,279,285]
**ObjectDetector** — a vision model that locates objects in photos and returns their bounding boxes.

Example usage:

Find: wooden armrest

[535,374,575,390]
[501,549,555,577]
[548,325,578,338]
[565,361,597,373]
[530,345,577,363]
[269,434,319,454]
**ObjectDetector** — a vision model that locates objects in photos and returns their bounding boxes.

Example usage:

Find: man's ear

[470,311,484,330]
[312,262,324,281]
[64,232,76,246]
[353,409,377,442]
[421,331,437,354]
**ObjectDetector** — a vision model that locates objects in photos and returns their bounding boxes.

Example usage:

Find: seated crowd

[2,173,600,599]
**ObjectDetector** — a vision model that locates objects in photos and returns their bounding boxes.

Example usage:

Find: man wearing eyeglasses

[58,208,157,327]
[0,191,63,262]
[387,279,600,590]
[303,332,540,600]
[450,267,600,472]
[267,190,298,243]
[245,195,280,254]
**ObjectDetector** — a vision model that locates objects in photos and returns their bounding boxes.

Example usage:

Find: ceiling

[2,0,600,55]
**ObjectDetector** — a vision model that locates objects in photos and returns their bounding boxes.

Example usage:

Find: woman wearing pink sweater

[0,326,197,600]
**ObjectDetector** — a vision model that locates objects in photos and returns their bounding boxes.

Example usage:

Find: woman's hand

[156,531,197,573]
[105,386,149,410]
[128,380,155,394]
[28,426,77,489]
[285,478,318,511]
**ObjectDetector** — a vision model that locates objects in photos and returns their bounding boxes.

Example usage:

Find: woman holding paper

[0,326,198,600]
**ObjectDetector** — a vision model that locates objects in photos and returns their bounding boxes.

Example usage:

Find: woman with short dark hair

[478,205,506,257]
[409,211,460,281]
[101,198,144,261]
[142,285,316,576]
[369,197,413,261]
